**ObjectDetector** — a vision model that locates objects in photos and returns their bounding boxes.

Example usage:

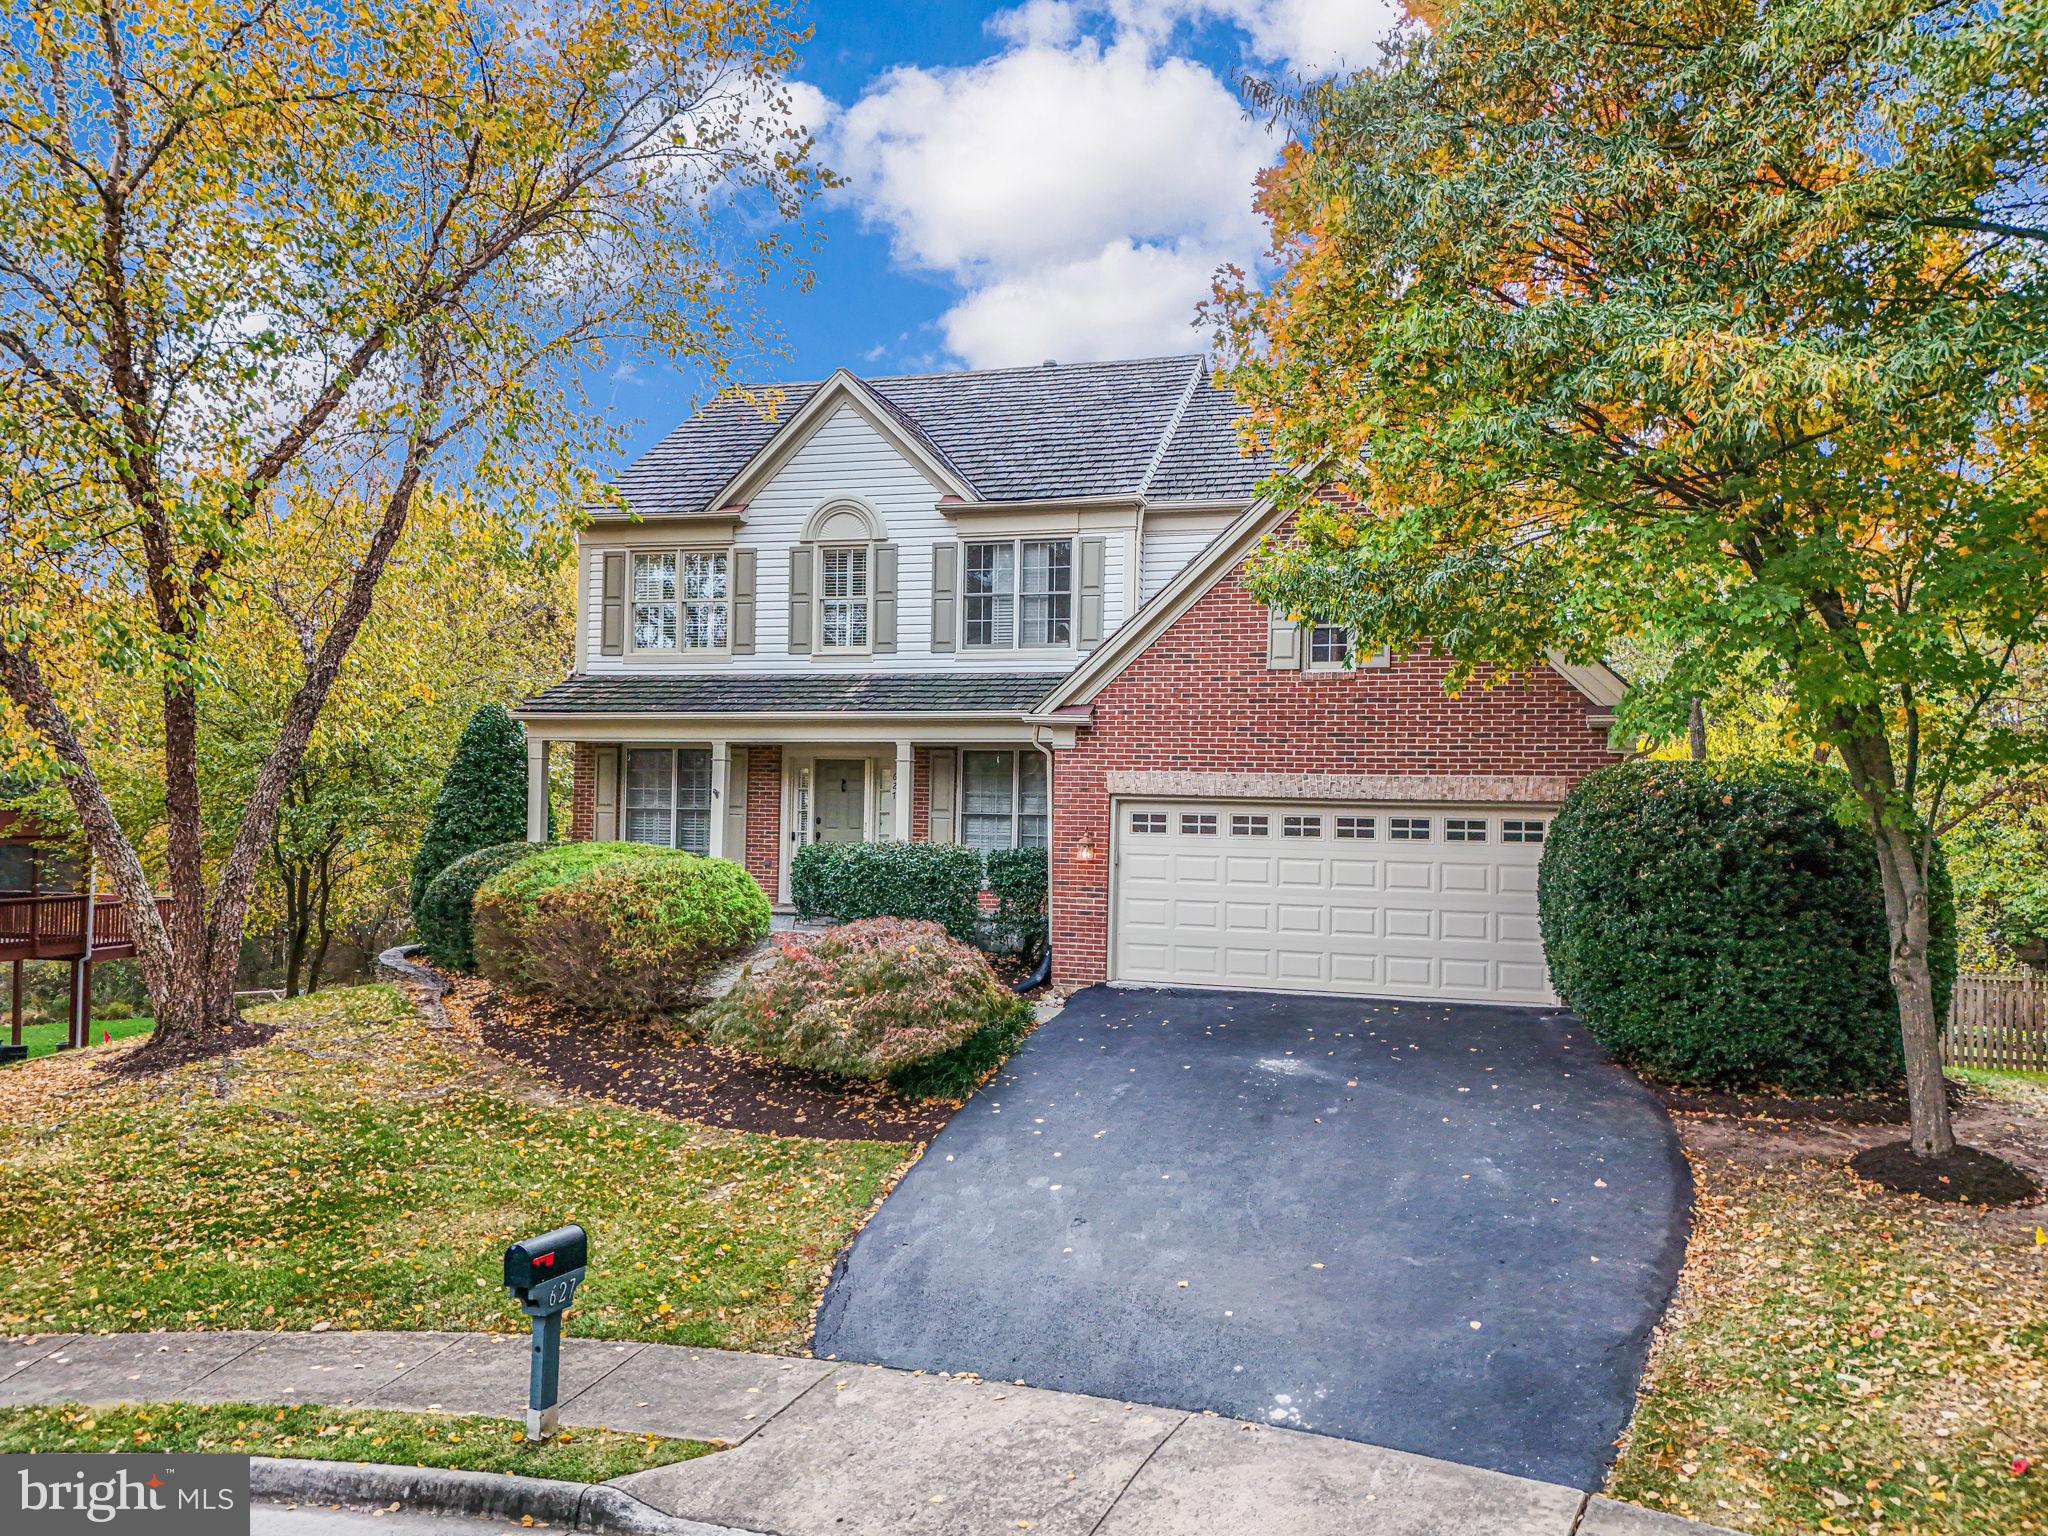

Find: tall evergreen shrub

[409,703,530,915]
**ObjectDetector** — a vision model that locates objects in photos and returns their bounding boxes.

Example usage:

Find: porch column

[709,740,731,858]
[525,737,550,843]
[894,739,915,842]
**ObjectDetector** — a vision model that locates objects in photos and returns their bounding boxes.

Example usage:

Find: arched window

[791,501,896,655]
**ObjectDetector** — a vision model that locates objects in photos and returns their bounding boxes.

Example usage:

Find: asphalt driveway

[812,985,1691,1489]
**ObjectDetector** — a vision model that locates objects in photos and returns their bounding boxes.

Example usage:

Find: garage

[1110,800,1558,1005]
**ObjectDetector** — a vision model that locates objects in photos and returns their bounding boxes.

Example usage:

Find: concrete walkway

[2,1331,1733,1536]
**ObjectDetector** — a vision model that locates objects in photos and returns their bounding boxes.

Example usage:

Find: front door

[814,759,867,844]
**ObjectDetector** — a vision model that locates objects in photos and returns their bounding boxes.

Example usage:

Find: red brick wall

[1049,568,1622,986]
[911,748,931,842]
[570,744,596,841]
[744,746,782,896]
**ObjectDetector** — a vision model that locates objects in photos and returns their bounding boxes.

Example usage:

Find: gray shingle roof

[606,356,1272,516]
[519,672,1069,716]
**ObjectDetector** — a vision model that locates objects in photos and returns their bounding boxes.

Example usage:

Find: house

[514,355,1624,1005]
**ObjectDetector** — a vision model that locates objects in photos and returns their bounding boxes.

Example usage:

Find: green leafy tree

[410,705,531,915]
[1218,0,2047,1157]
[0,0,823,1054]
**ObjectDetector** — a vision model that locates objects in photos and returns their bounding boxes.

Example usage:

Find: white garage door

[1111,801,1557,1005]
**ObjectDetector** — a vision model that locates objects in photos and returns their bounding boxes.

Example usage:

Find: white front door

[1111,801,1557,1005]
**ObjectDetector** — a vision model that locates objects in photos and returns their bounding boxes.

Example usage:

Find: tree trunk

[1688,698,1707,761]
[1833,730,1955,1157]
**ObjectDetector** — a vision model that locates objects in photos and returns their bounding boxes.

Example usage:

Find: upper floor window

[820,546,869,649]
[965,537,1073,648]
[633,550,728,651]
[1307,623,1349,670]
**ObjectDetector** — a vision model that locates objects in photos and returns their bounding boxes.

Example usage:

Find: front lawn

[1609,1081,2048,1536]
[0,986,909,1351]
[0,1402,712,1482]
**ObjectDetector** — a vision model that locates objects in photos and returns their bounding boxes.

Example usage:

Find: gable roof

[606,355,1272,517]
[1032,490,1628,717]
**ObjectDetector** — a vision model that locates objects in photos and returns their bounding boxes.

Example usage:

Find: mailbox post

[503,1224,588,1440]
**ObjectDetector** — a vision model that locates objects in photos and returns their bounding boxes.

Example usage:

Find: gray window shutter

[593,747,621,840]
[873,543,899,654]
[1077,535,1106,649]
[927,749,957,844]
[931,544,957,654]
[731,548,756,655]
[600,552,626,656]
[723,748,749,861]
[788,547,813,655]
[1267,604,1303,670]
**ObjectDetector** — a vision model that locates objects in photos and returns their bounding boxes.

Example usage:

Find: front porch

[525,723,1064,907]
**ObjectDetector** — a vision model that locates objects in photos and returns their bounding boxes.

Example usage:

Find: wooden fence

[1945,970,2048,1072]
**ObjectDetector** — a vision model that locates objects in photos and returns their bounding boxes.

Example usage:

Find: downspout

[1016,729,1058,993]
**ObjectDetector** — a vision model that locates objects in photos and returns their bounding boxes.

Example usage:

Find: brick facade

[569,743,596,841]
[743,746,783,896]
[1048,565,1623,987]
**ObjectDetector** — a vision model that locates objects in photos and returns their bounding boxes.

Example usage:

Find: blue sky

[598,0,1402,464]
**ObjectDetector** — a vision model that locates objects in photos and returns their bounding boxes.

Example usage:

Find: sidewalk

[2,1331,1732,1536]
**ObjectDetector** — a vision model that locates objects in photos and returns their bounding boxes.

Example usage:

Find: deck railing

[0,893,174,961]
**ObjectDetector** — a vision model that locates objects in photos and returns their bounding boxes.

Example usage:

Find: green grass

[4,1015,153,1062]
[1953,1066,2048,1092]
[1609,1159,2048,1536]
[0,985,909,1351]
[0,1402,713,1481]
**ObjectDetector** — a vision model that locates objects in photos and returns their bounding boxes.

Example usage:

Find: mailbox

[504,1224,588,1300]
[504,1223,589,1440]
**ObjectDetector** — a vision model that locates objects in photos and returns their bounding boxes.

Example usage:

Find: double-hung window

[624,748,714,854]
[964,538,1072,648]
[633,550,728,651]
[959,750,1049,849]
[820,546,869,649]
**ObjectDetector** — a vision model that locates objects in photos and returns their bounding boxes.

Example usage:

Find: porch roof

[516,671,1070,718]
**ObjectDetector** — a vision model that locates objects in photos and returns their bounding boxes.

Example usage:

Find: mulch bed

[1848,1139,2042,1205]
[1651,1077,1967,1126]
[99,1015,280,1078]
[468,985,954,1144]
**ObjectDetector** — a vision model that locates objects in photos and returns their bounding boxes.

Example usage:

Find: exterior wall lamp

[1073,831,1098,863]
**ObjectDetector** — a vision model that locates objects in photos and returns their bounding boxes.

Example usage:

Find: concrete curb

[251,1457,759,1536]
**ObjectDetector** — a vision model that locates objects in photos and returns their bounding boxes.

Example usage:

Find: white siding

[1139,510,1236,604]
[580,402,1133,674]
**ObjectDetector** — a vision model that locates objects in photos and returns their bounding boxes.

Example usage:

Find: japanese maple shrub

[703,918,1032,1092]
[474,842,769,1015]
[1539,762,1955,1093]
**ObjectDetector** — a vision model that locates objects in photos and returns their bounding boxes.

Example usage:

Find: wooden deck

[0,893,172,962]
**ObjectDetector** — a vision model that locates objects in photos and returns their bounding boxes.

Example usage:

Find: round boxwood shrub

[473,841,770,1015]
[417,841,535,972]
[790,841,983,943]
[702,917,1032,1090]
[1538,761,1956,1093]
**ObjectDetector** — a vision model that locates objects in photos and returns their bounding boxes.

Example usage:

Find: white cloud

[938,239,1223,367]
[1097,1,1401,79]
[830,36,1269,366]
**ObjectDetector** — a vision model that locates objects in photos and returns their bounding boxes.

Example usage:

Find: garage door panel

[1114,798,1558,1006]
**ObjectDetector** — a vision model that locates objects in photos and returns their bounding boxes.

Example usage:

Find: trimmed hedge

[474,841,769,1015]
[410,704,530,914]
[790,841,983,943]
[985,847,1049,958]
[702,918,1032,1090]
[1538,761,1956,1093]
[417,841,534,972]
